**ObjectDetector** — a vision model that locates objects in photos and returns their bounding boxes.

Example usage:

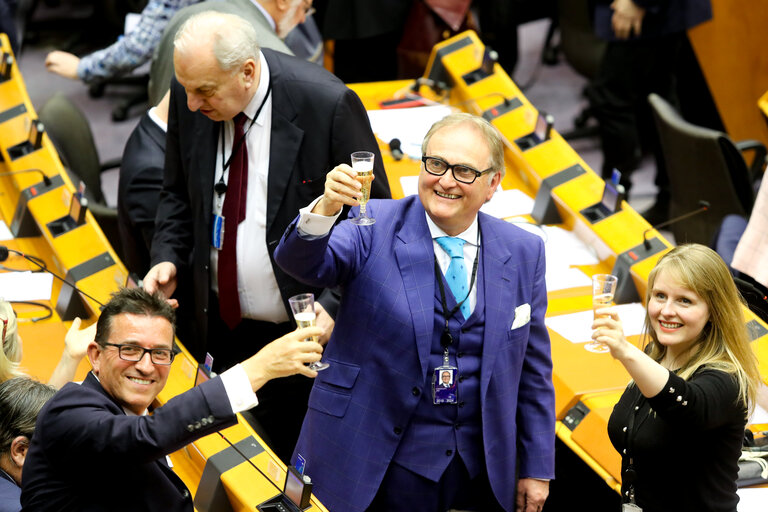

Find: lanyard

[213,78,272,200]
[433,229,480,364]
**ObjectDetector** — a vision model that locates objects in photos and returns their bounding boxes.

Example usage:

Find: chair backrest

[37,93,106,204]
[648,93,754,245]
[557,0,606,80]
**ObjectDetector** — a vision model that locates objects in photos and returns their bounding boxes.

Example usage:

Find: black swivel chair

[648,92,766,245]
[37,92,125,260]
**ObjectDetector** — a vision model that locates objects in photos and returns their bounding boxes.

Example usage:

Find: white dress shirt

[210,52,289,323]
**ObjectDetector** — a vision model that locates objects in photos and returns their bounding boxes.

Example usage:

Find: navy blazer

[20,373,237,511]
[151,48,391,358]
[274,197,556,512]
[118,112,167,277]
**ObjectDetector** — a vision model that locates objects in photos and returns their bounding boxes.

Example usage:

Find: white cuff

[297,196,341,237]
[220,364,259,413]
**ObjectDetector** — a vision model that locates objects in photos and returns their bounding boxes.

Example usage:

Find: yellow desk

[1,33,327,512]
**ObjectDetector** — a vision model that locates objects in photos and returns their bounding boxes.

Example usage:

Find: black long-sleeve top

[607,368,746,512]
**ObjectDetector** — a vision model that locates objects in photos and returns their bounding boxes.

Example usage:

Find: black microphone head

[0,246,8,262]
[389,138,404,161]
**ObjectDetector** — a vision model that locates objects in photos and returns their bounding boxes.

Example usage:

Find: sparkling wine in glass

[288,293,329,371]
[585,274,618,354]
[349,151,375,226]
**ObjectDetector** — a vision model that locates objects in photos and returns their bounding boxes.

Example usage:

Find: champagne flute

[349,151,375,226]
[585,274,618,354]
[288,293,329,371]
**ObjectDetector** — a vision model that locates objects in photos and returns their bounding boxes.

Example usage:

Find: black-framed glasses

[421,156,495,184]
[103,343,175,366]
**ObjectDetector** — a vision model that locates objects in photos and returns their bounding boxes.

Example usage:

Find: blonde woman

[592,244,761,512]
[0,300,95,388]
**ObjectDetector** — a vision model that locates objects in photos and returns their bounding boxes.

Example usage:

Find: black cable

[216,431,284,495]
[9,301,54,322]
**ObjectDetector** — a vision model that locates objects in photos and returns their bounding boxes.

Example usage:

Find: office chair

[37,92,125,260]
[88,73,149,122]
[648,93,766,245]
[549,0,606,141]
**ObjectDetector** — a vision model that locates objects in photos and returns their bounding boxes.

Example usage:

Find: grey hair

[0,377,56,455]
[174,11,260,72]
[421,113,506,181]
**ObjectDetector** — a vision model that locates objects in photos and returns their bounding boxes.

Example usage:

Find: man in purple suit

[274,113,555,512]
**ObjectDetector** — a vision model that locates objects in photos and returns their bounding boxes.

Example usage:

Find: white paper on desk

[508,221,600,267]
[480,189,534,219]
[0,271,53,301]
[749,403,768,426]
[367,105,453,159]
[546,267,592,292]
[545,303,647,343]
[737,488,768,511]
[0,220,12,241]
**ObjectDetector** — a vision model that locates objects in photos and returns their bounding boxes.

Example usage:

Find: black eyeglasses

[421,156,495,184]
[103,343,175,366]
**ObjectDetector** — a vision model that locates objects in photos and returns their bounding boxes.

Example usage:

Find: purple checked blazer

[274,196,555,512]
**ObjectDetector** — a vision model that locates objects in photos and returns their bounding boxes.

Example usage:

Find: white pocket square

[511,303,531,329]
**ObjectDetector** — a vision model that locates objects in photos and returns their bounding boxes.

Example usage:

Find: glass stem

[359,204,366,216]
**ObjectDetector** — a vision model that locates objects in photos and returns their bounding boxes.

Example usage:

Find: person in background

[143,11,390,462]
[587,0,712,223]
[0,377,56,512]
[593,244,761,512]
[274,113,554,512]
[20,287,323,511]
[44,0,199,84]
[0,300,95,389]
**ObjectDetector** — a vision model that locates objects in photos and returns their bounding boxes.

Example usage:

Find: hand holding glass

[288,293,329,371]
[585,274,618,353]
[349,151,375,225]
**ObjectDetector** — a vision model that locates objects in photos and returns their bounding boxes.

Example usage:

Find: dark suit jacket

[151,48,391,359]
[274,197,556,512]
[119,113,166,277]
[20,373,236,512]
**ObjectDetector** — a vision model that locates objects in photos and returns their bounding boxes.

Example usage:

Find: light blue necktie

[436,236,470,319]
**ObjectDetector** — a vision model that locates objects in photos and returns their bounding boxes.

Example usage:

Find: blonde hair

[0,300,23,383]
[643,244,761,415]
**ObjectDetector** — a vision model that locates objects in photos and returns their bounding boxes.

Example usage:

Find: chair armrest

[735,139,767,183]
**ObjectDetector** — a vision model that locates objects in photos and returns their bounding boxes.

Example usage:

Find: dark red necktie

[218,113,249,329]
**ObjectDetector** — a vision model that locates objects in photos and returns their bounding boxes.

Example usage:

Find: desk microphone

[0,245,105,307]
[0,168,53,187]
[642,200,710,250]
[389,138,404,161]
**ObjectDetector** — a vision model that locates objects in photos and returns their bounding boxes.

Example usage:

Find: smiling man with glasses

[274,113,555,512]
[20,287,323,511]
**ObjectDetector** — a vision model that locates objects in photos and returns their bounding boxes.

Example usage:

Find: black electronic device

[580,178,626,224]
[7,119,45,160]
[256,466,313,512]
[47,192,88,237]
[515,110,554,150]
[0,52,13,82]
